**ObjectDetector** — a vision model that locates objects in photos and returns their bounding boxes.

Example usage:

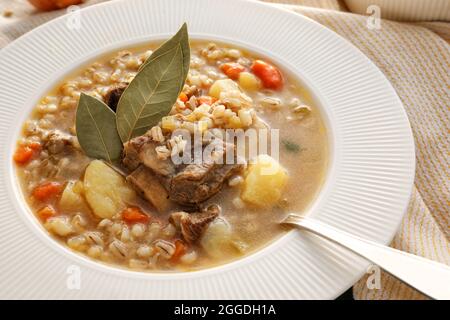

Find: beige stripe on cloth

[1,0,448,300]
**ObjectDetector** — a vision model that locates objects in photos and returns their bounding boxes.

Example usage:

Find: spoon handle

[283,214,450,300]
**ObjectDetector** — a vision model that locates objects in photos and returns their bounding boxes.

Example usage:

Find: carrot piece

[121,207,150,224]
[250,60,283,90]
[170,240,187,262]
[197,96,218,106]
[178,92,188,103]
[32,182,63,201]
[37,205,56,221]
[14,141,41,165]
[220,62,245,80]
[13,146,34,165]
[28,142,42,151]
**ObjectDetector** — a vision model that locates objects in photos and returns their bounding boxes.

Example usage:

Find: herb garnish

[76,93,123,164]
[116,23,190,143]
[75,23,190,162]
[282,139,302,153]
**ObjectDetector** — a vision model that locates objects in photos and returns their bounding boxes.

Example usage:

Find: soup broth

[15,40,328,271]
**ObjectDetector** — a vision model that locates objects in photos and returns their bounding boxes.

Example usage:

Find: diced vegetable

[59,181,87,211]
[228,115,242,129]
[209,79,240,99]
[178,92,188,102]
[200,218,233,258]
[121,207,149,224]
[161,116,180,131]
[220,62,245,80]
[32,181,63,201]
[198,119,210,132]
[238,72,260,91]
[84,160,136,219]
[197,96,218,106]
[170,240,187,262]
[251,60,283,90]
[241,154,288,207]
[37,205,57,221]
[28,142,42,151]
[238,109,253,127]
[13,146,34,165]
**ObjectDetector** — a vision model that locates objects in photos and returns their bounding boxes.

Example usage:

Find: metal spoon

[282,214,450,300]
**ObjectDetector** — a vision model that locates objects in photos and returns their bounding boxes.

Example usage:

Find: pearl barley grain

[131,224,146,238]
[87,245,103,258]
[226,49,241,59]
[180,251,198,264]
[228,175,244,187]
[232,197,246,209]
[136,245,152,258]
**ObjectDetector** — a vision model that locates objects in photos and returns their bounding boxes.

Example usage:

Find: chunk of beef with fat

[168,139,244,205]
[126,165,171,213]
[169,205,220,243]
[169,161,243,205]
[104,82,128,112]
[123,133,175,176]
[123,132,244,207]
[44,130,76,154]
[39,130,89,179]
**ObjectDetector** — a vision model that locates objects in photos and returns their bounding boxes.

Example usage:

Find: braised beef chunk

[105,82,128,112]
[168,140,243,205]
[170,205,220,243]
[122,133,151,171]
[139,142,176,177]
[123,133,175,176]
[39,130,90,179]
[44,130,75,154]
[126,165,171,212]
[123,131,243,207]
[169,162,242,205]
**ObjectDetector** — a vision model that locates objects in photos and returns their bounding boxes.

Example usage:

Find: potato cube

[161,116,179,131]
[59,181,87,212]
[84,160,136,219]
[239,72,260,91]
[241,154,288,207]
[209,79,240,99]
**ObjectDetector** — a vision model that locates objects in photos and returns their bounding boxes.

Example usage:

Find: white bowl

[0,0,415,299]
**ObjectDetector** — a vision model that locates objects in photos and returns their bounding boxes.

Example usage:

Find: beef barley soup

[14,28,328,271]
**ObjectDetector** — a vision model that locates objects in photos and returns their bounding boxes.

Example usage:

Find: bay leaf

[141,23,190,90]
[76,93,123,163]
[116,24,190,143]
